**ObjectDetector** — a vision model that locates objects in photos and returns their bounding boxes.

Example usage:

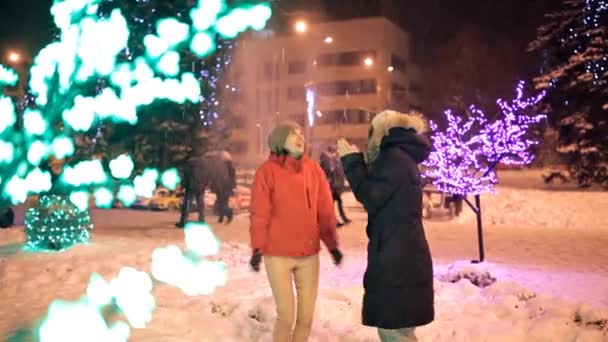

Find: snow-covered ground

[1,171,607,341]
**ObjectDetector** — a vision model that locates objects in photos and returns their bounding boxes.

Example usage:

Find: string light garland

[0,0,271,212]
[2,0,271,339]
[423,82,546,195]
[25,194,93,251]
[530,0,607,187]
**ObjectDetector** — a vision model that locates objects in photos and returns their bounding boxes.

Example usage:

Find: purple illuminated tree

[423,81,545,262]
[423,107,497,195]
[424,81,546,195]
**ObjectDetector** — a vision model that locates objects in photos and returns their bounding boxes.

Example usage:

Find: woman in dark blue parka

[337,110,434,341]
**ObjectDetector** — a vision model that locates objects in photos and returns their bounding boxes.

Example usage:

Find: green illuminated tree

[0,0,271,248]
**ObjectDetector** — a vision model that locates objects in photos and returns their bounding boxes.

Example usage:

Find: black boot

[226,209,234,224]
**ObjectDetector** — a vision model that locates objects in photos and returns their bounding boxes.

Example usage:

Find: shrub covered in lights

[25,194,93,251]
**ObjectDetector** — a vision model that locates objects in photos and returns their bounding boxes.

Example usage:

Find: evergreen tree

[529,0,608,188]
[97,0,236,170]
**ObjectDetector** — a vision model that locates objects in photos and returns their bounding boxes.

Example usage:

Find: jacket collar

[268,153,307,172]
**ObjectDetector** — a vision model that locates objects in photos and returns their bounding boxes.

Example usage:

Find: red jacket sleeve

[316,165,338,251]
[249,165,272,253]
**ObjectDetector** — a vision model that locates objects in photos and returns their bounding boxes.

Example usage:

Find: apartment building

[225,17,423,164]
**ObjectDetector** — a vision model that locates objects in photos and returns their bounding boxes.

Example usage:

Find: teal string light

[25,194,93,251]
[0,0,272,210]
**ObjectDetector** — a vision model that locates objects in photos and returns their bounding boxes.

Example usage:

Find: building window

[318,109,372,125]
[288,60,306,74]
[392,82,407,102]
[288,112,306,127]
[391,54,407,73]
[287,87,305,101]
[409,81,423,95]
[410,104,423,113]
[229,141,248,154]
[262,63,273,81]
[317,79,377,96]
[317,50,376,67]
[231,116,247,129]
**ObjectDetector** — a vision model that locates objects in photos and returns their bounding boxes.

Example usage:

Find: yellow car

[148,188,181,210]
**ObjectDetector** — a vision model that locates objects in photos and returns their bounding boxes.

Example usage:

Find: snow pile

[145,245,608,341]
[426,277,608,341]
[456,187,608,229]
[2,172,608,341]
[440,260,497,288]
[1,238,608,341]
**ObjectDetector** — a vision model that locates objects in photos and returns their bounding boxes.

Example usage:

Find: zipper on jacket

[306,188,311,209]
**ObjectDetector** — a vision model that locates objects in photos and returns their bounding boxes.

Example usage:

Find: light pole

[4,50,31,98]
[294,20,308,34]
[304,82,316,153]
[7,51,21,63]
[255,123,263,157]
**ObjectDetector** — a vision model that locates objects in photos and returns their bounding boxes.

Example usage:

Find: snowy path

[1,186,607,341]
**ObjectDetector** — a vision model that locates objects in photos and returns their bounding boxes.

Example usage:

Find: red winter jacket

[249,154,338,256]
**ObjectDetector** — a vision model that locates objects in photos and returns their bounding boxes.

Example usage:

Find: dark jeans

[333,193,349,224]
[178,190,205,224]
[216,191,233,222]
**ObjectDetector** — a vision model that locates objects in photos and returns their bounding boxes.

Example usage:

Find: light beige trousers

[378,327,417,342]
[264,254,320,342]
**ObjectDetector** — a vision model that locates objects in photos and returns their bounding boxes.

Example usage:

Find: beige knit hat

[268,121,302,154]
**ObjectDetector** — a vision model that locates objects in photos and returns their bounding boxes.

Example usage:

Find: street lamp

[324,36,333,44]
[294,20,308,34]
[7,51,21,63]
[363,57,374,67]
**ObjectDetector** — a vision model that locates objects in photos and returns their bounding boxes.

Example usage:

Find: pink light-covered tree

[423,107,497,195]
[478,81,546,165]
[423,81,546,262]
[423,81,546,196]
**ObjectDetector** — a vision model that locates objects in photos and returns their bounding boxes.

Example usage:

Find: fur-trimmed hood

[367,110,430,163]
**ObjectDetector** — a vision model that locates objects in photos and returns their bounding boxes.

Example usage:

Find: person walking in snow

[337,110,434,341]
[176,145,208,227]
[249,121,343,342]
[214,150,236,224]
[320,144,351,227]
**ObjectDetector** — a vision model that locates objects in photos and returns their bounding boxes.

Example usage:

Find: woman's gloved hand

[250,249,262,272]
[330,248,343,266]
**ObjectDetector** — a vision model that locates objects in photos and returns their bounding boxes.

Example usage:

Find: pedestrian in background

[320,144,351,227]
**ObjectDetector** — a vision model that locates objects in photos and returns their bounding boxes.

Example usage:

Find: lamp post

[294,20,308,34]
[4,50,31,99]
[304,82,316,153]
[7,51,21,63]
[255,123,264,157]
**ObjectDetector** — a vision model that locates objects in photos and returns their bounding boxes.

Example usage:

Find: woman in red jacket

[249,121,342,342]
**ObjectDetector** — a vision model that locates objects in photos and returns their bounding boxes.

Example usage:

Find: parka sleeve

[340,151,401,214]
[316,165,338,251]
[249,166,272,252]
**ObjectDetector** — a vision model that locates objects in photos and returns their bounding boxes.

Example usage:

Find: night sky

[0,0,557,61]
[0,0,559,115]
[0,0,54,56]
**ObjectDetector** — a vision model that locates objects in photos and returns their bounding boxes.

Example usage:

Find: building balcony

[313,123,370,140]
